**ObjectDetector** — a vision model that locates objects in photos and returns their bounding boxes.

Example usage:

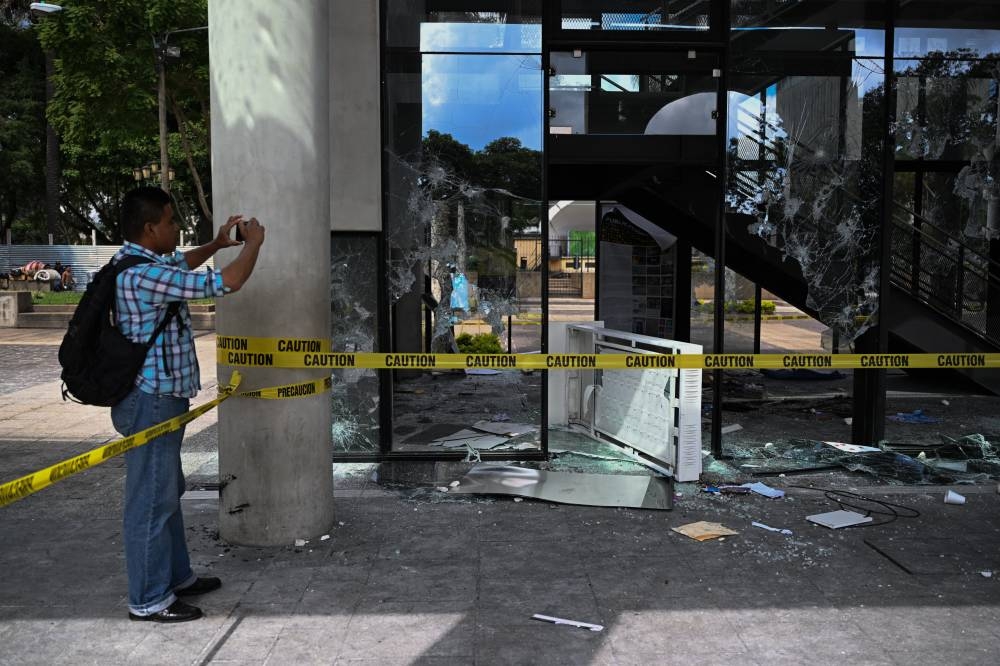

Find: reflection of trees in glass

[894,52,999,314]
[386,131,541,351]
[727,77,883,342]
[895,52,998,237]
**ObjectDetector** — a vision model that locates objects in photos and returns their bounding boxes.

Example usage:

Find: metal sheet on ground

[448,464,672,510]
[471,421,538,437]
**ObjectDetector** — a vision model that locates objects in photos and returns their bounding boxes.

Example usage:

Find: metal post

[711,1,731,459]
[753,283,762,355]
[851,2,895,445]
[157,45,170,195]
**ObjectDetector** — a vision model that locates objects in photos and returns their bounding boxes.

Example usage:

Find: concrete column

[210,0,333,546]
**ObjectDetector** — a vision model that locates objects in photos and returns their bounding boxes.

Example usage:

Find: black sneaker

[129,600,203,623]
[175,576,222,597]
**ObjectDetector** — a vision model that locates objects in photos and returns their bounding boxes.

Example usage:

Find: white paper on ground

[806,510,873,529]
[824,441,881,454]
[531,614,604,632]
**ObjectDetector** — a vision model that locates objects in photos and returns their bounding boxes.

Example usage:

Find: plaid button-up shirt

[113,241,227,398]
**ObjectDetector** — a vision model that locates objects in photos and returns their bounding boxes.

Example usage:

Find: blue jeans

[111,386,196,615]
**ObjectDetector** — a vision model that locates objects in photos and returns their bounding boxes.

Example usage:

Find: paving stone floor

[2,329,999,665]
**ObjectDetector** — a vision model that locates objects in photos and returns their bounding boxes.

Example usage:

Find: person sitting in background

[61,265,75,291]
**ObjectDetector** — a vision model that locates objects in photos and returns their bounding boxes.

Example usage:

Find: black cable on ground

[788,485,921,527]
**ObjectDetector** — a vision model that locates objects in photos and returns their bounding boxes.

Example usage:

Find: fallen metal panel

[470,421,538,437]
[437,435,510,450]
[448,464,672,510]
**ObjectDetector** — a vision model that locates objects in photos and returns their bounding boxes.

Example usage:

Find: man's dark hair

[121,187,171,242]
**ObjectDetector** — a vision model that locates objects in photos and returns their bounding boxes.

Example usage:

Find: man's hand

[237,218,265,247]
[214,215,245,249]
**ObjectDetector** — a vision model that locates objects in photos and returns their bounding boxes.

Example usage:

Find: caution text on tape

[216,347,1000,371]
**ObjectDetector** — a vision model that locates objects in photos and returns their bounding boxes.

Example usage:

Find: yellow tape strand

[0,370,337,510]
[215,344,1000,371]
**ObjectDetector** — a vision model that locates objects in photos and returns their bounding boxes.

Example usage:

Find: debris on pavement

[806,510,873,529]
[742,482,785,498]
[944,490,966,505]
[721,423,743,434]
[448,464,673,510]
[752,521,793,535]
[888,409,941,424]
[532,614,604,632]
[823,441,881,454]
[672,521,740,541]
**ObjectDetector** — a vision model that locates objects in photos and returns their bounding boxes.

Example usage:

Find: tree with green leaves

[35,0,211,243]
[0,18,47,243]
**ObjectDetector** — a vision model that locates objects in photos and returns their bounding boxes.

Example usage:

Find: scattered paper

[742,482,785,499]
[294,539,308,547]
[320,534,330,541]
[806,510,873,529]
[752,521,793,535]
[532,614,604,632]
[824,441,881,454]
[981,571,993,578]
[672,521,740,541]
[721,424,743,434]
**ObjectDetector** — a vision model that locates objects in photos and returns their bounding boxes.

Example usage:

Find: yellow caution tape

[0,370,335,510]
[236,376,332,400]
[215,343,1000,371]
[216,335,330,354]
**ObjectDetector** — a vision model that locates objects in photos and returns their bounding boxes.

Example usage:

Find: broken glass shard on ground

[722,438,1000,483]
[448,464,673,510]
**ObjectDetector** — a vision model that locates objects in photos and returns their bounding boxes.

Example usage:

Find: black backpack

[59,255,179,407]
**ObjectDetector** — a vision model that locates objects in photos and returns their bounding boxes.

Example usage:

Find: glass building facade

[332,0,1000,460]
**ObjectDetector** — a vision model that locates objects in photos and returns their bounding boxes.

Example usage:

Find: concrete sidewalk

[2,329,999,665]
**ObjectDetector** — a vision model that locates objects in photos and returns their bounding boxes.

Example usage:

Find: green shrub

[728,299,776,315]
[456,332,504,354]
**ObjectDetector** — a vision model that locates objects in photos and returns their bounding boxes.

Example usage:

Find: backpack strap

[112,254,182,373]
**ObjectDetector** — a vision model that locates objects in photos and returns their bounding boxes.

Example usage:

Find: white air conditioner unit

[548,322,702,482]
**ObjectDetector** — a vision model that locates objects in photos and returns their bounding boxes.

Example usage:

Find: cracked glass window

[330,234,381,454]
[384,2,544,454]
[727,58,886,345]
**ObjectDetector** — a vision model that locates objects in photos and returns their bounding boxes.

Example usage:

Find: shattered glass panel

[894,58,1000,163]
[727,59,885,344]
[331,234,380,454]
[384,18,544,453]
